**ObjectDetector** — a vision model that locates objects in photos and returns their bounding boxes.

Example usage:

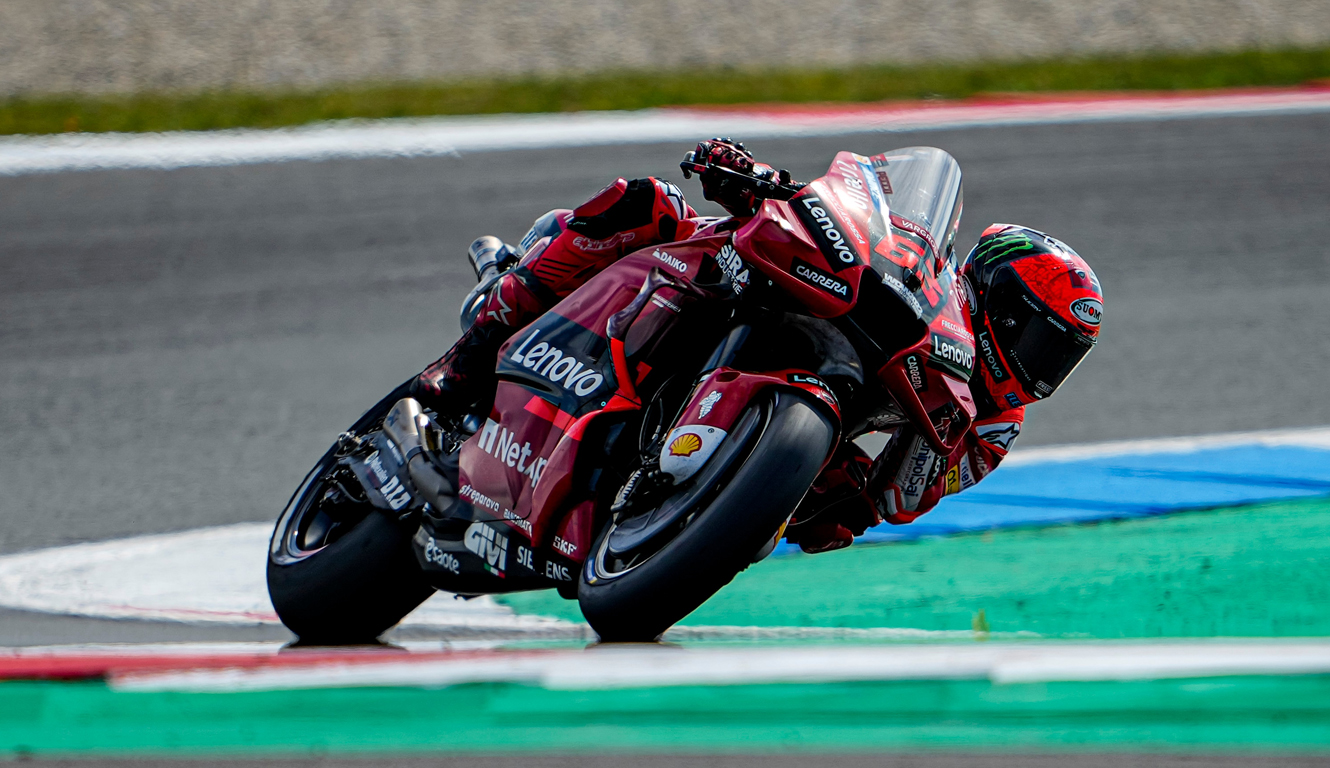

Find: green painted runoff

[4,675,1330,754]
[500,496,1330,638]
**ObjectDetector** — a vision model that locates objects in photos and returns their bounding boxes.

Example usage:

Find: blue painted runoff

[774,443,1330,554]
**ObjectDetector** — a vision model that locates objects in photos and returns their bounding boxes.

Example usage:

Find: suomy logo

[1070,297,1103,327]
[509,329,605,397]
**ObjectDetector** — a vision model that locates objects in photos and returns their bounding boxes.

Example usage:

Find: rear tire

[266,381,435,645]
[267,509,434,644]
[578,392,834,642]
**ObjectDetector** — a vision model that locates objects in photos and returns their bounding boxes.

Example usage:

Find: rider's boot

[409,269,549,418]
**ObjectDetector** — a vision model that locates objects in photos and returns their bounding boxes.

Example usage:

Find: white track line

[109,640,1330,692]
[2,89,1328,176]
[1002,424,1330,465]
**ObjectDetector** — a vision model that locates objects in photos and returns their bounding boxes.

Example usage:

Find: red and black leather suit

[414,145,1024,555]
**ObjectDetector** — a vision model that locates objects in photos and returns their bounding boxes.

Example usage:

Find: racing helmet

[961,224,1103,408]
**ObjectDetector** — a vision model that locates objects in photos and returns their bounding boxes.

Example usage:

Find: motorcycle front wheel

[578,391,835,642]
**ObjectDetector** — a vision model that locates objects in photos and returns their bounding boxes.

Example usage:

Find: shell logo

[668,432,703,457]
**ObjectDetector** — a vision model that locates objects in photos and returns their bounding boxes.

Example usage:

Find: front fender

[659,366,841,484]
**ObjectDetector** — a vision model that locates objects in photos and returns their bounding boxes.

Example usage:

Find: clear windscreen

[875,147,964,262]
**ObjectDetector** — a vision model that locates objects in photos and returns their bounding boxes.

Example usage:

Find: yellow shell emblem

[668,432,703,457]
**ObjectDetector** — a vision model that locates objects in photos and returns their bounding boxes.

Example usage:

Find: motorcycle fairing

[434,242,728,589]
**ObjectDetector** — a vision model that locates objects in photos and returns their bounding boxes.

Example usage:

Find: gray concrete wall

[3,0,1328,97]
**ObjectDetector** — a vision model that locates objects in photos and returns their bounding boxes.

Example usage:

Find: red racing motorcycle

[267,146,976,642]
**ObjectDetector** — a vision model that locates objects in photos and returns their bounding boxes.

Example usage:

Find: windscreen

[873,147,963,263]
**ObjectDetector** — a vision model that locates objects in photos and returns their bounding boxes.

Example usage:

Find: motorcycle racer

[412,140,1104,555]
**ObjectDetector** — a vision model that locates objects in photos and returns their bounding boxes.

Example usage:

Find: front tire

[578,392,835,641]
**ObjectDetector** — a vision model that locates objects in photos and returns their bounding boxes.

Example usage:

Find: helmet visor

[987,269,1095,399]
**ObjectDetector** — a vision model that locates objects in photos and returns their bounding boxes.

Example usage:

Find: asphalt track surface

[1,112,1328,654]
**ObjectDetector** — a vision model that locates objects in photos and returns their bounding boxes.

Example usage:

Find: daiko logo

[509,329,605,396]
[652,249,688,273]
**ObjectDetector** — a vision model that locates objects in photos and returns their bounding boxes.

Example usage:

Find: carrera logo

[1070,297,1103,326]
[793,259,850,297]
[905,354,926,392]
[572,231,635,252]
[668,432,703,457]
[652,249,688,273]
[795,195,859,271]
[977,330,1006,381]
[931,334,975,376]
[509,329,605,397]
[714,244,750,295]
[464,523,508,577]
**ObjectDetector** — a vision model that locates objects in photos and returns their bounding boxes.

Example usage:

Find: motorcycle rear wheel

[578,391,835,642]
[266,382,435,645]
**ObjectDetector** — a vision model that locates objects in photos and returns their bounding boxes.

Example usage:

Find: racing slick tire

[266,382,436,645]
[578,391,835,642]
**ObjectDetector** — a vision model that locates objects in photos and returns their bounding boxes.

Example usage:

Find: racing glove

[682,138,801,217]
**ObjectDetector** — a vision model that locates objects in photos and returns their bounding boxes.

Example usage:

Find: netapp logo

[509,329,604,397]
[793,259,850,297]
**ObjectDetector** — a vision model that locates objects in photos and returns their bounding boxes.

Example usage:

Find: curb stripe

[1,86,1328,176]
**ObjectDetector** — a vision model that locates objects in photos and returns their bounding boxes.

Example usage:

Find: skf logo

[668,432,703,457]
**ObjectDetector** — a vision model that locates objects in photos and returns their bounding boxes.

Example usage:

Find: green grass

[4,47,1329,136]
[499,496,1330,639]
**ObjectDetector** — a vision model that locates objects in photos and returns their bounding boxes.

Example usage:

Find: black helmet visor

[987,269,1095,399]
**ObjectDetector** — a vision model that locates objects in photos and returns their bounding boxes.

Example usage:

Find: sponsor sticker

[477,419,548,488]
[881,273,925,316]
[698,390,722,418]
[509,329,606,397]
[905,354,927,392]
[668,432,703,457]
[930,333,975,378]
[893,435,938,511]
[977,329,1007,381]
[573,231,635,252]
[792,258,851,298]
[977,421,1021,451]
[1070,297,1103,326]
[714,244,750,295]
[652,249,688,273]
[423,537,461,574]
[464,523,509,577]
[1005,392,1023,408]
[793,194,861,272]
